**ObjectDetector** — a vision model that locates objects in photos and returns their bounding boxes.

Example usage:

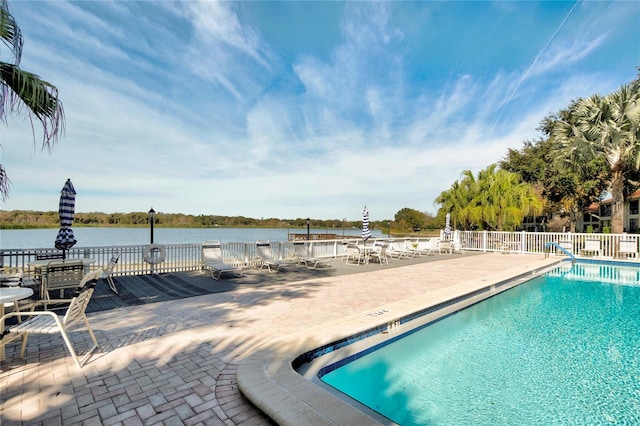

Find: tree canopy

[438,72,640,234]
[549,78,640,233]
[436,164,542,231]
[500,137,609,232]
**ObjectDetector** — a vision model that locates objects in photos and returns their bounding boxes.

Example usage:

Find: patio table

[0,286,34,361]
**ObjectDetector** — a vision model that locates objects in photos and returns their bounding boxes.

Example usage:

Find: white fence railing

[2,232,638,278]
[456,230,639,259]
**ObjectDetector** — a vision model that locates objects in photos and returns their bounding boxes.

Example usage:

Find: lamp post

[148,208,155,244]
[342,218,346,237]
[306,218,310,241]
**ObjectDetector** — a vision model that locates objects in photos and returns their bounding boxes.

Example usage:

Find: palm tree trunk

[611,170,624,234]
[570,206,578,233]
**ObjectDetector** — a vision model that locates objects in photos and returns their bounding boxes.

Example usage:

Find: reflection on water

[548,263,640,286]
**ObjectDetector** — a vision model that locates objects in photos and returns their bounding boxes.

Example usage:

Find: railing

[456,230,639,259]
[2,232,639,278]
[544,242,576,263]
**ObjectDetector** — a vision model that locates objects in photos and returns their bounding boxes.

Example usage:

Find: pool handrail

[544,241,576,263]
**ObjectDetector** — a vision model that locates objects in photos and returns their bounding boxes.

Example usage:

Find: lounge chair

[293,242,331,269]
[387,239,415,259]
[580,239,601,257]
[202,241,243,280]
[256,241,291,273]
[405,239,432,256]
[0,269,103,368]
[618,239,638,259]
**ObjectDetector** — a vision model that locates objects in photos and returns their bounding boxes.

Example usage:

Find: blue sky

[1,1,638,221]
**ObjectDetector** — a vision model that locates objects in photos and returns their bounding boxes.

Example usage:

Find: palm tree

[436,165,542,231]
[551,80,640,234]
[435,169,478,230]
[0,0,64,200]
[473,165,543,231]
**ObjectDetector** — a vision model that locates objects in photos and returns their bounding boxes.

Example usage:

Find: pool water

[320,262,640,425]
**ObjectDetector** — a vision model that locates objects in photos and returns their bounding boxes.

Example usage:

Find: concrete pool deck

[1,253,562,425]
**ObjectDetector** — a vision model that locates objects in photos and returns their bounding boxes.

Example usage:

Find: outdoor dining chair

[345,243,366,265]
[0,269,103,368]
[368,243,389,264]
[104,252,120,294]
[40,259,85,305]
[0,267,27,322]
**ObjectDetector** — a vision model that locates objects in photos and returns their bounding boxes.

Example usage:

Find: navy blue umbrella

[54,179,77,258]
[362,206,372,241]
[444,212,452,239]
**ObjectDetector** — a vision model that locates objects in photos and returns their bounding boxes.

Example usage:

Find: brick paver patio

[1,253,559,425]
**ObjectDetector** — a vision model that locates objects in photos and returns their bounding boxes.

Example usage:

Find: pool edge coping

[236,255,564,425]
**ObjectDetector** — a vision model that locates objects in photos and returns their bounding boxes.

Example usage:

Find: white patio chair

[345,243,366,265]
[405,239,432,256]
[580,239,601,257]
[439,239,453,254]
[256,241,290,273]
[368,243,389,264]
[1,267,27,322]
[0,267,23,287]
[618,239,638,259]
[104,251,120,294]
[0,269,103,368]
[202,241,243,280]
[40,259,85,305]
[293,242,331,269]
[452,241,465,254]
[387,240,415,259]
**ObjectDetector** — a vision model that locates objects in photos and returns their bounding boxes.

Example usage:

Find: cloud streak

[1,1,638,221]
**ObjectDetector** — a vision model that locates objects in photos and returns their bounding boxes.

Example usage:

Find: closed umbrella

[444,212,452,239]
[54,179,77,259]
[362,206,372,242]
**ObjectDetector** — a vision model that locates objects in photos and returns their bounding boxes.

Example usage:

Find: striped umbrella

[444,212,452,238]
[54,179,77,259]
[362,206,372,241]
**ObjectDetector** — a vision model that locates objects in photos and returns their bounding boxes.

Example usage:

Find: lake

[0,227,384,249]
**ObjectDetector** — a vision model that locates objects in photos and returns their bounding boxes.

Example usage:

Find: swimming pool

[318,261,640,425]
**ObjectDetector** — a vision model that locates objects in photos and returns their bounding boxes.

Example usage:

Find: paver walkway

[1,253,559,425]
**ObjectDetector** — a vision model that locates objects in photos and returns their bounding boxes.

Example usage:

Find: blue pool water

[320,262,640,425]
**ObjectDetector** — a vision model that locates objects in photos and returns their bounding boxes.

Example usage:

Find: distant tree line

[1,209,441,233]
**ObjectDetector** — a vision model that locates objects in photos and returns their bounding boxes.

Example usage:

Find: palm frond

[0,163,10,202]
[0,0,23,64]
[0,62,65,148]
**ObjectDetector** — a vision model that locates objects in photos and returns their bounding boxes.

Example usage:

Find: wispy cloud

[2,1,638,220]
